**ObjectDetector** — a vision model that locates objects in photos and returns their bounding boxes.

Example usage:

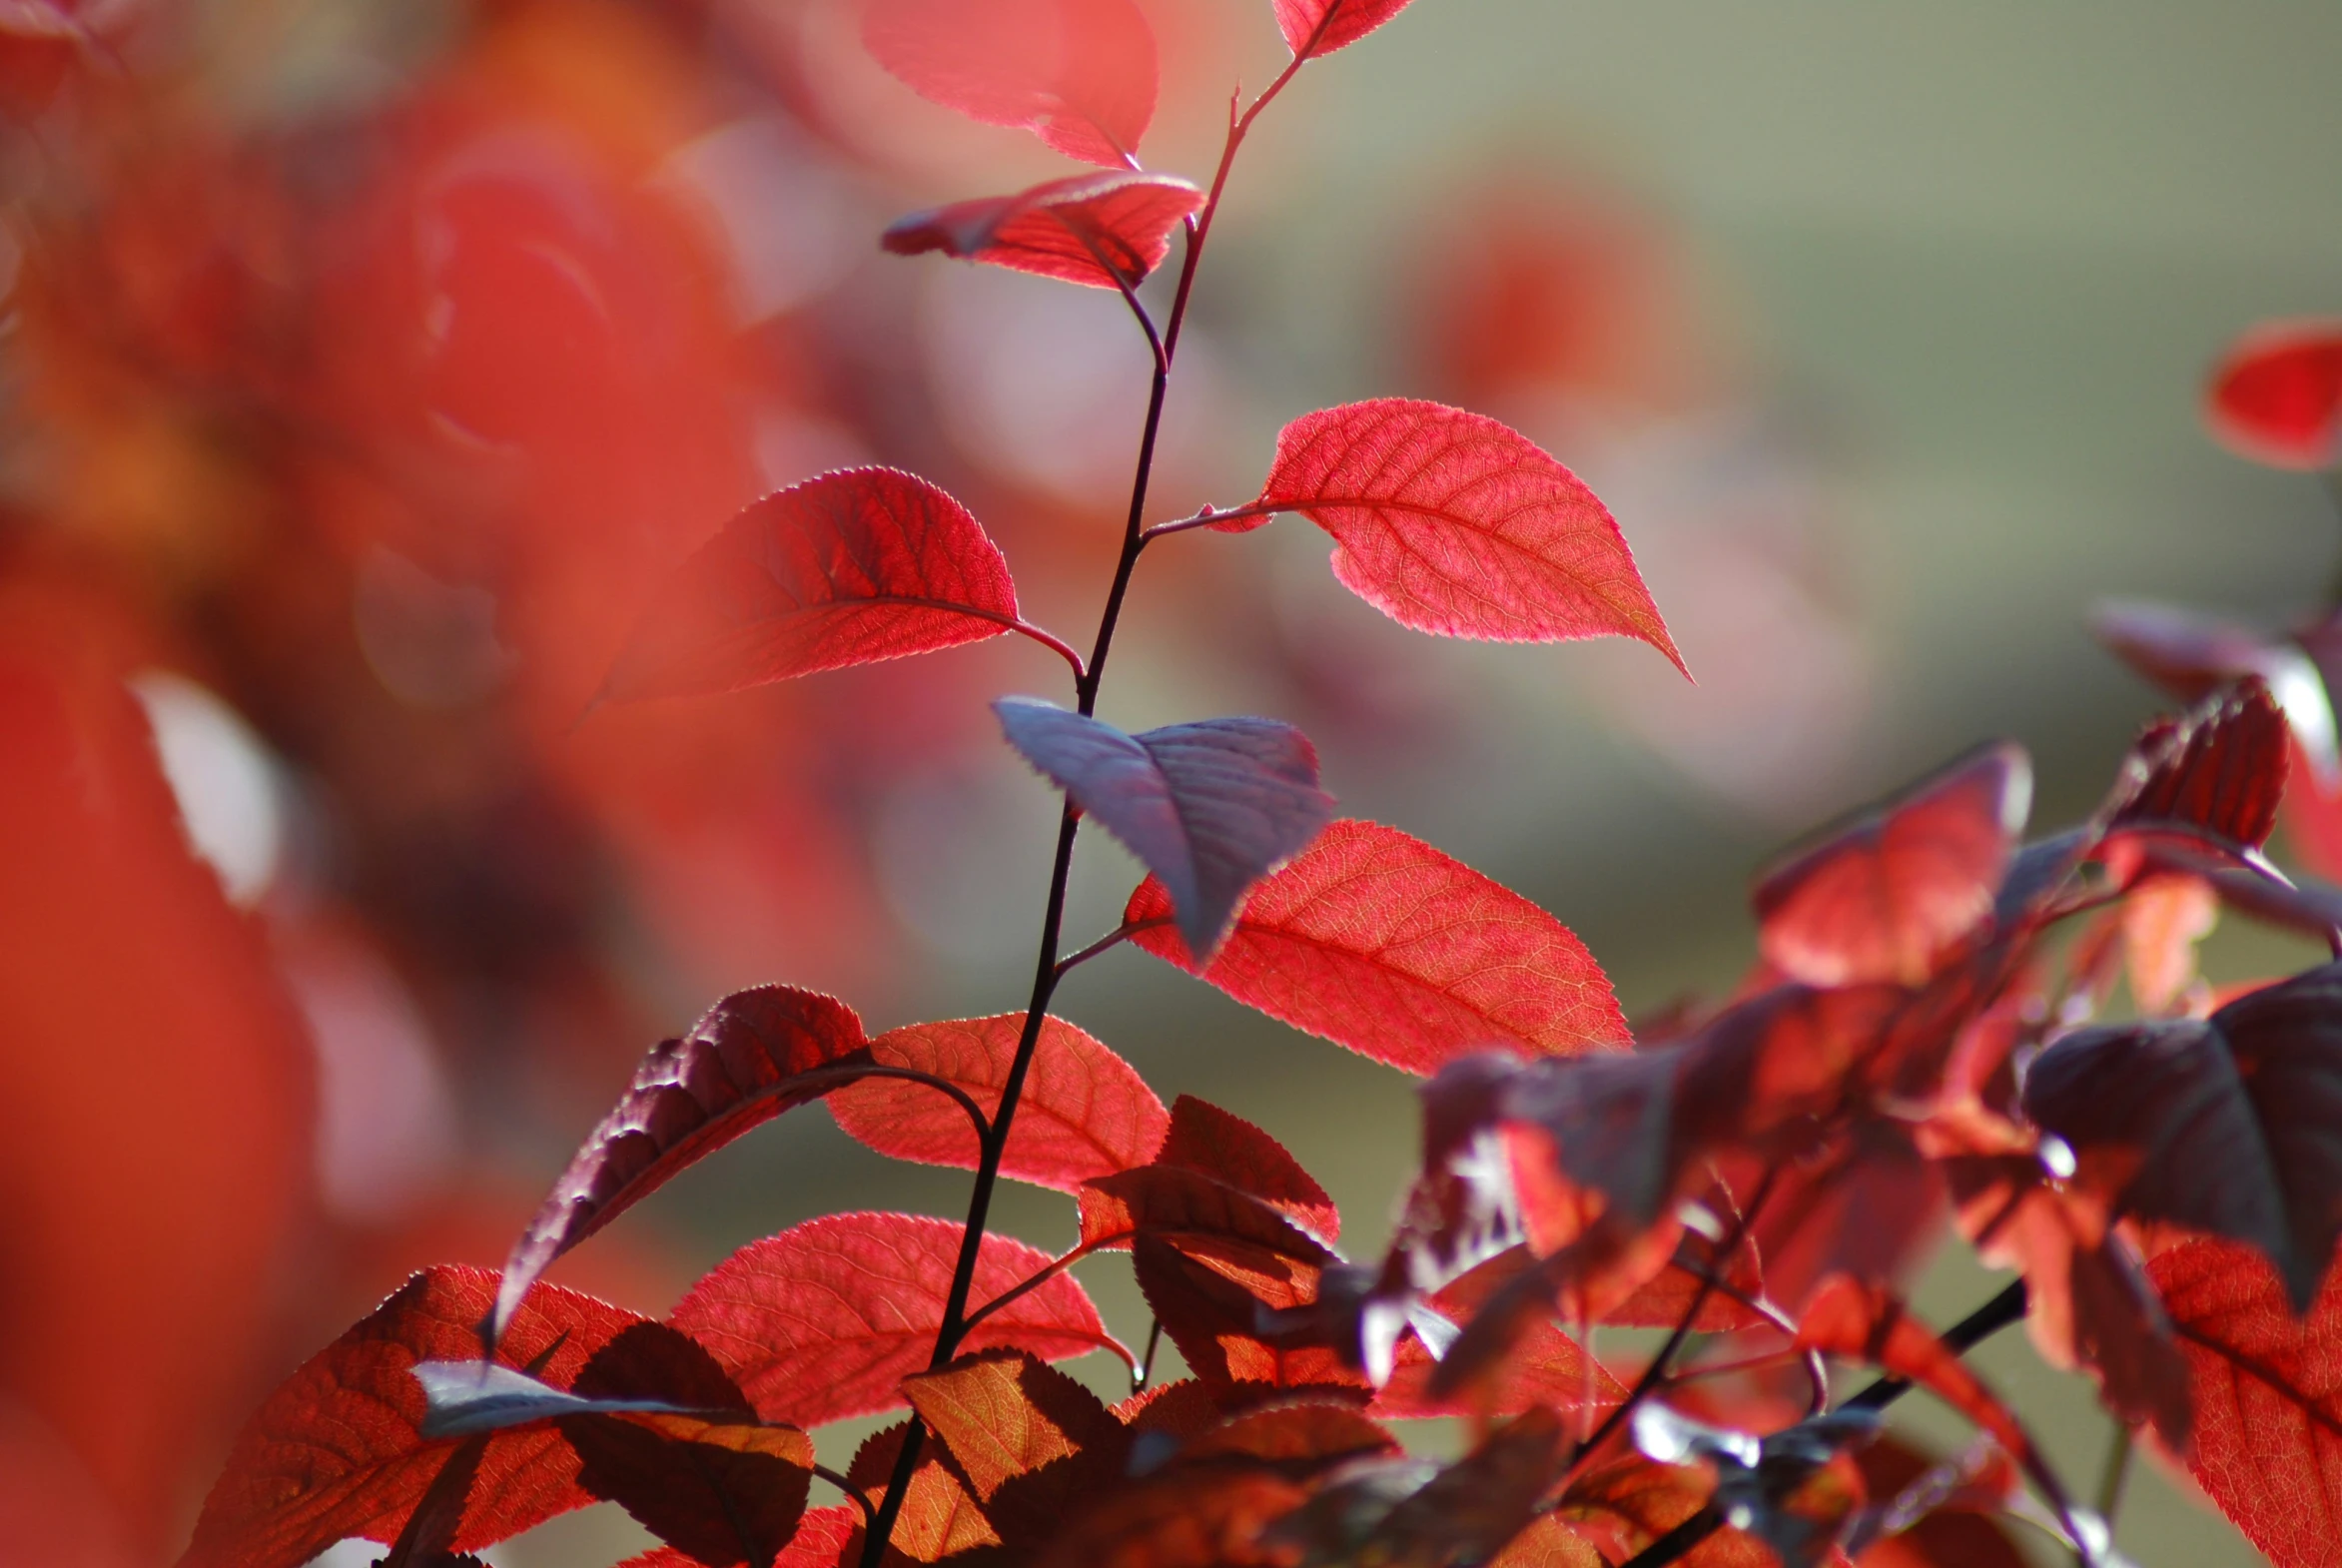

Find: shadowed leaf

[179,1268,646,1568]
[1795,1278,2030,1464]
[904,1351,1132,1550]
[669,1212,1117,1427]
[830,1013,1167,1192]
[1080,1165,1338,1265]
[1247,398,1682,668]
[998,700,1333,959]
[2023,960,2342,1310]
[601,469,1023,703]
[884,173,1200,289]
[860,0,1158,168]
[1754,744,2030,989]
[1156,1095,1339,1243]
[494,987,872,1344]
[1128,819,1627,1074]
[1135,1235,1365,1404]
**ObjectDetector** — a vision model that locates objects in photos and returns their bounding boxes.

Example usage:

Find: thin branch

[1621,1279,2033,1568]
[1135,1317,1165,1393]
[812,1465,874,1529]
[1140,499,1282,544]
[1009,619,1088,683]
[1056,919,1158,980]
[1568,1164,1786,1467]
[2086,1424,2133,1567]
[958,1239,1104,1336]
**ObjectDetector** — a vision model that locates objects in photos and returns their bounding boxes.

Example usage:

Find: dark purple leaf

[994,700,1334,960]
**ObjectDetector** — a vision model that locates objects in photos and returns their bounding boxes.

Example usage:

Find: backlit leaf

[998,700,1334,960]
[2023,960,2342,1310]
[904,1351,1130,1549]
[494,986,873,1345]
[2149,1237,2342,1568]
[1271,0,1417,60]
[561,1413,812,1568]
[1249,398,1682,668]
[1362,1407,1569,1567]
[1133,1235,1364,1403]
[668,1212,1116,1426]
[1753,744,2030,989]
[180,1268,645,1568]
[601,469,1022,703]
[1079,1165,1339,1265]
[883,172,1201,289]
[860,0,1158,168]
[1128,819,1628,1074]
[1156,1095,1339,1243]
[2203,319,2342,470]
[2106,678,2289,854]
[1035,1466,1306,1568]
[1794,1278,2030,1463]
[829,1013,1168,1192]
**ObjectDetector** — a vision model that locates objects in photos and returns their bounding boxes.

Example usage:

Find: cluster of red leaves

[181,18,2342,1568]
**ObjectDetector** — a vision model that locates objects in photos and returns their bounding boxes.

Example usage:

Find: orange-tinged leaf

[1559,1451,1769,1568]
[2120,873,2218,1016]
[180,1268,646,1568]
[2149,1237,2342,1568]
[600,468,1023,703]
[1272,0,1417,59]
[1128,819,1628,1075]
[829,1013,1168,1192]
[1754,744,2030,989]
[1362,1407,1570,1567]
[1156,1095,1339,1243]
[494,986,873,1344]
[668,1212,1117,1426]
[883,172,1200,289]
[1371,1319,1625,1420]
[1035,1466,1306,1568]
[2204,319,2342,470]
[903,1351,1119,1501]
[1250,399,1682,668]
[860,0,1158,168]
[1134,1236,1365,1403]
[845,1425,1000,1561]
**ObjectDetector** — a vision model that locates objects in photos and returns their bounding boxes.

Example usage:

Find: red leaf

[494,987,873,1344]
[1248,398,1682,669]
[1033,1466,1306,1568]
[999,701,1334,959]
[1359,1408,1570,1566]
[1753,744,2030,988]
[1156,1095,1339,1243]
[600,469,1024,703]
[845,1425,998,1560]
[2022,960,2342,1310]
[1133,1236,1364,1403]
[1272,0,1417,59]
[1079,1165,1338,1265]
[1794,1278,2029,1462]
[1559,1452,1769,1568]
[2204,319,2342,470]
[902,1351,1130,1549]
[883,172,1201,289]
[903,1351,1122,1500]
[859,0,1158,168]
[560,1415,812,1568]
[1177,1402,1396,1467]
[2089,600,2339,777]
[829,1013,1167,1192]
[1371,1319,1625,1420]
[180,1268,646,1568]
[667,1212,1116,1427]
[1127,819,1628,1074]
[2106,677,2289,859]
[2149,1237,2342,1568]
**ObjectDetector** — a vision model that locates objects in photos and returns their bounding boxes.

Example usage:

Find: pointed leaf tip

[994,699,1334,960]
[1254,398,1683,671]
[490,986,871,1347]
